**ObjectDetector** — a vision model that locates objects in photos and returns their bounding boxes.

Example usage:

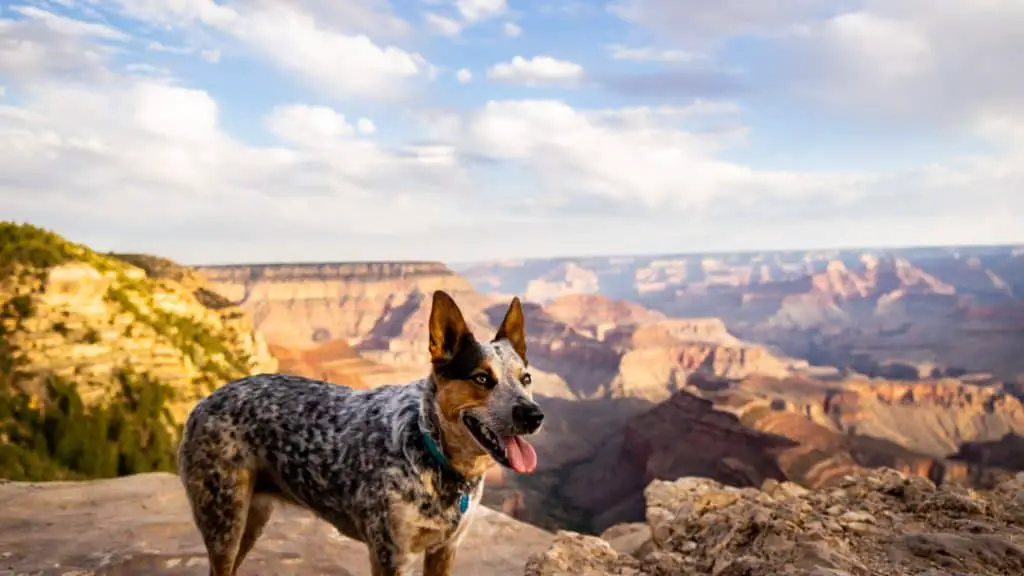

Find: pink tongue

[503,436,538,474]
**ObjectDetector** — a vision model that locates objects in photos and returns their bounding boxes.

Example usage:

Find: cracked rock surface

[525,468,1024,576]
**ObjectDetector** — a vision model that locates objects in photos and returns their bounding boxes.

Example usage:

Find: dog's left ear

[429,290,472,366]
[493,296,527,362]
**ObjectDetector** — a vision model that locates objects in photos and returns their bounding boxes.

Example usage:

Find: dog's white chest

[389,486,481,554]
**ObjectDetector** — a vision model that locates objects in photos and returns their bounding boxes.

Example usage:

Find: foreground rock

[525,468,1024,576]
[0,473,553,575]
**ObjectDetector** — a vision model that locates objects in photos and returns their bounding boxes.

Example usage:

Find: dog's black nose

[513,403,544,432]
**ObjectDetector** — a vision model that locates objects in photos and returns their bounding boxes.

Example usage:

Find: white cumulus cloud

[107,0,433,100]
[425,12,463,37]
[456,0,507,23]
[487,55,585,87]
[606,44,699,63]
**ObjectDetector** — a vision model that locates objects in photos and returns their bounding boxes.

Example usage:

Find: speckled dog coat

[177,290,544,576]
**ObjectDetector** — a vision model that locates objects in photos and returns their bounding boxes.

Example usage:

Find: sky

[1,0,1022,264]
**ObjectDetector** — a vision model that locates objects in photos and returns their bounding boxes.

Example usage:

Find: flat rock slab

[0,473,553,576]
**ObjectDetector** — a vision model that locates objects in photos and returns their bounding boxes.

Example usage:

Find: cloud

[10,5,130,42]
[538,2,597,18]
[458,99,855,212]
[425,12,463,37]
[607,0,828,48]
[455,0,507,23]
[146,40,220,64]
[200,48,221,63]
[503,22,522,38]
[147,41,192,55]
[356,117,377,135]
[487,56,585,87]
[0,78,476,259]
[0,8,469,259]
[772,0,1024,135]
[0,6,130,84]
[610,0,1024,143]
[423,0,510,38]
[286,0,414,39]
[107,0,433,100]
[606,44,699,63]
[124,62,173,79]
[1,0,1021,263]
[456,68,473,84]
[599,68,745,98]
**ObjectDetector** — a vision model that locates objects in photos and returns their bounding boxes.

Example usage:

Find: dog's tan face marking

[428,291,543,478]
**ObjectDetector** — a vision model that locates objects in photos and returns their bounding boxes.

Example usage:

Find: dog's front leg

[423,544,456,576]
[367,542,412,576]
[364,521,413,576]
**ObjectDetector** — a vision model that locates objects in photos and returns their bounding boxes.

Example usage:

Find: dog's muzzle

[512,402,544,434]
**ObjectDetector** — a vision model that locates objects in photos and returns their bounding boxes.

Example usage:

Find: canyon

[457,246,1024,381]
[5,225,1024,568]
[189,246,1024,535]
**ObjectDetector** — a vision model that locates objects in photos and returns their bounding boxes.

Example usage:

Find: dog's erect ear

[493,296,527,362]
[429,290,472,365]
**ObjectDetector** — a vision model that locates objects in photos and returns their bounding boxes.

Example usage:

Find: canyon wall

[2,226,276,422]
[198,262,482,349]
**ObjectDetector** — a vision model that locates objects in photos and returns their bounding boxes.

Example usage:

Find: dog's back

[178,373,422,575]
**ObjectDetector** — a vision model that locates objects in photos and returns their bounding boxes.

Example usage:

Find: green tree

[0,369,182,481]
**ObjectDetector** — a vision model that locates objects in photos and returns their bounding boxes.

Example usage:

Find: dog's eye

[473,374,492,387]
[521,373,532,386]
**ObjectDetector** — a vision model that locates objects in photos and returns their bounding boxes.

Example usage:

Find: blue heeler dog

[177,290,544,576]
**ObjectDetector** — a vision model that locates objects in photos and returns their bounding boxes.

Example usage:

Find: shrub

[0,368,181,481]
[0,222,76,279]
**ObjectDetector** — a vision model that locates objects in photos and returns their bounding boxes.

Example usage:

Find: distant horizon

[9,218,1021,269]
[190,241,1023,269]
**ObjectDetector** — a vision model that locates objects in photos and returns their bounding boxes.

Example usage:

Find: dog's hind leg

[179,424,256,576]
[232,493,275,574]
[182,465,254,576]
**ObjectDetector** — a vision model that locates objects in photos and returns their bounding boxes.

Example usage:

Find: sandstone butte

[2,467,1023,575]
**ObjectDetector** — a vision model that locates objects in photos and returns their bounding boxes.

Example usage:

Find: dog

[177,290,544,576]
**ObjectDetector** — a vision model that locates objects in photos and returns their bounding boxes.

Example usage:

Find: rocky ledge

[0,473,553,575]
[525,468,1024,576]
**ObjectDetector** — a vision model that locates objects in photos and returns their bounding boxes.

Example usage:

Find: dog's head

[428,290,543,476]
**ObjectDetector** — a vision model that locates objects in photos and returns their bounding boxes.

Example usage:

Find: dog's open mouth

[461,412,538,474]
